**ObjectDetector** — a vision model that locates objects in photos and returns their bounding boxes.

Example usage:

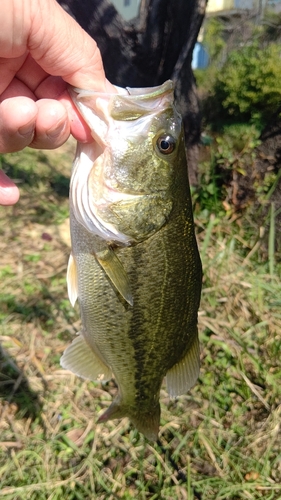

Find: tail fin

[97,398,160,441]
[130,404,160,441]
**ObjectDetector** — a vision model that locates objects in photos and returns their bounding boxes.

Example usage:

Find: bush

[197,124,261,215]
[213,43,281,125]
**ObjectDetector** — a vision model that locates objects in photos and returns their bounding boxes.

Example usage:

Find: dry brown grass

[0,144,280,499]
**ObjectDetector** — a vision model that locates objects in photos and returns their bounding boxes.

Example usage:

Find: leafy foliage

[196,124,261,215]
[203,18,226,62]
[262,10,281,42]
[211,43,281,125]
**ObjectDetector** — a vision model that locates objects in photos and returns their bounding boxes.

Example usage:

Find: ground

[0,139,280,499]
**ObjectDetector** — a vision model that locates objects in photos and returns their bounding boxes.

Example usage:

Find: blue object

[192,42,209,70]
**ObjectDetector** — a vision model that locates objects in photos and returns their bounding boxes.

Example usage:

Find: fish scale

[61,80,202,440]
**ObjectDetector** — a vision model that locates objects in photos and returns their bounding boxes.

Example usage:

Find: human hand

[0,0,115,205]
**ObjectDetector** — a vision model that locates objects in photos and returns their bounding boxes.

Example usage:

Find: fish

[61,80,202,441]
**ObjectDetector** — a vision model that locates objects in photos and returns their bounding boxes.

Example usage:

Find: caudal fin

[97,399,161,441]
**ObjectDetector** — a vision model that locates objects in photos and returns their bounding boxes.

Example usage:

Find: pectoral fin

[95,247,133,306]
[166,335,200,398]
[60,333,112,382]
[67,253,78,307]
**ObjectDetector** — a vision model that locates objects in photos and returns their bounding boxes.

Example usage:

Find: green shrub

[197,124,261,215]
[194,19,226,98]
[204,18,226,62]
[213,43,281,124]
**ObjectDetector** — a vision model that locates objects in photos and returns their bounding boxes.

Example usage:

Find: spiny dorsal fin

[60,333,112,382]
[166,334,200,398]
[67,252,78,307]
[95,246,133,306]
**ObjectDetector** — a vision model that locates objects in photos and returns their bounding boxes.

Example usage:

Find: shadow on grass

[1,154,70,198]
[0,344,44,421]
[1,292,57,327]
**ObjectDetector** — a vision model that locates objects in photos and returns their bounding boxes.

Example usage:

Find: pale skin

[0,0,115,206]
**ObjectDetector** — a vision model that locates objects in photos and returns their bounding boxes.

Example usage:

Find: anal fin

[96,246,133,306]
[60,333,112,382]
[166,335,200,398]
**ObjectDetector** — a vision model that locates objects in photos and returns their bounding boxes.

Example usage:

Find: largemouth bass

[61,80,202,441]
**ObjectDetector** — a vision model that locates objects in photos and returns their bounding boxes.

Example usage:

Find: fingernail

[47,120,67,139]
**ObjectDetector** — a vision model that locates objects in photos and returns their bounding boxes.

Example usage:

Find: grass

[0,139,280,499]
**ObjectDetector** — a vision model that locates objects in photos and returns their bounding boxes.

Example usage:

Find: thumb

[29,0,114,92]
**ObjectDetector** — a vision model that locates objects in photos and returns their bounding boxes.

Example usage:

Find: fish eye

[156,135,176,155]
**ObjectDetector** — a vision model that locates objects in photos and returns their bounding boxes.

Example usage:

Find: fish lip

[68,80,176,127]
[102,179,146,199]
[69,80,174,100]
[89,174,147,207]
[96,183,169,207]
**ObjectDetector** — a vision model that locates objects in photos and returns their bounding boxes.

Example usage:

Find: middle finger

[29,98,70,149]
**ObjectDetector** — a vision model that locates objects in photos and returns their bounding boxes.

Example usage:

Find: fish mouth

[68,80,177,146]
[70,144,148,245]
[101,180,145,202]
[89,184,148,244]
[70,80,174,104]
[69,80,177,244]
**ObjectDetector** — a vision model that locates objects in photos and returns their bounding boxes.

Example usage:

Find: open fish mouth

[69,80,178,245]
[68,80,178,146]
[70,147,133,244]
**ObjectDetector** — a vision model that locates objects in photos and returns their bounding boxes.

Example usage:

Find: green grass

[0,142,280,499]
